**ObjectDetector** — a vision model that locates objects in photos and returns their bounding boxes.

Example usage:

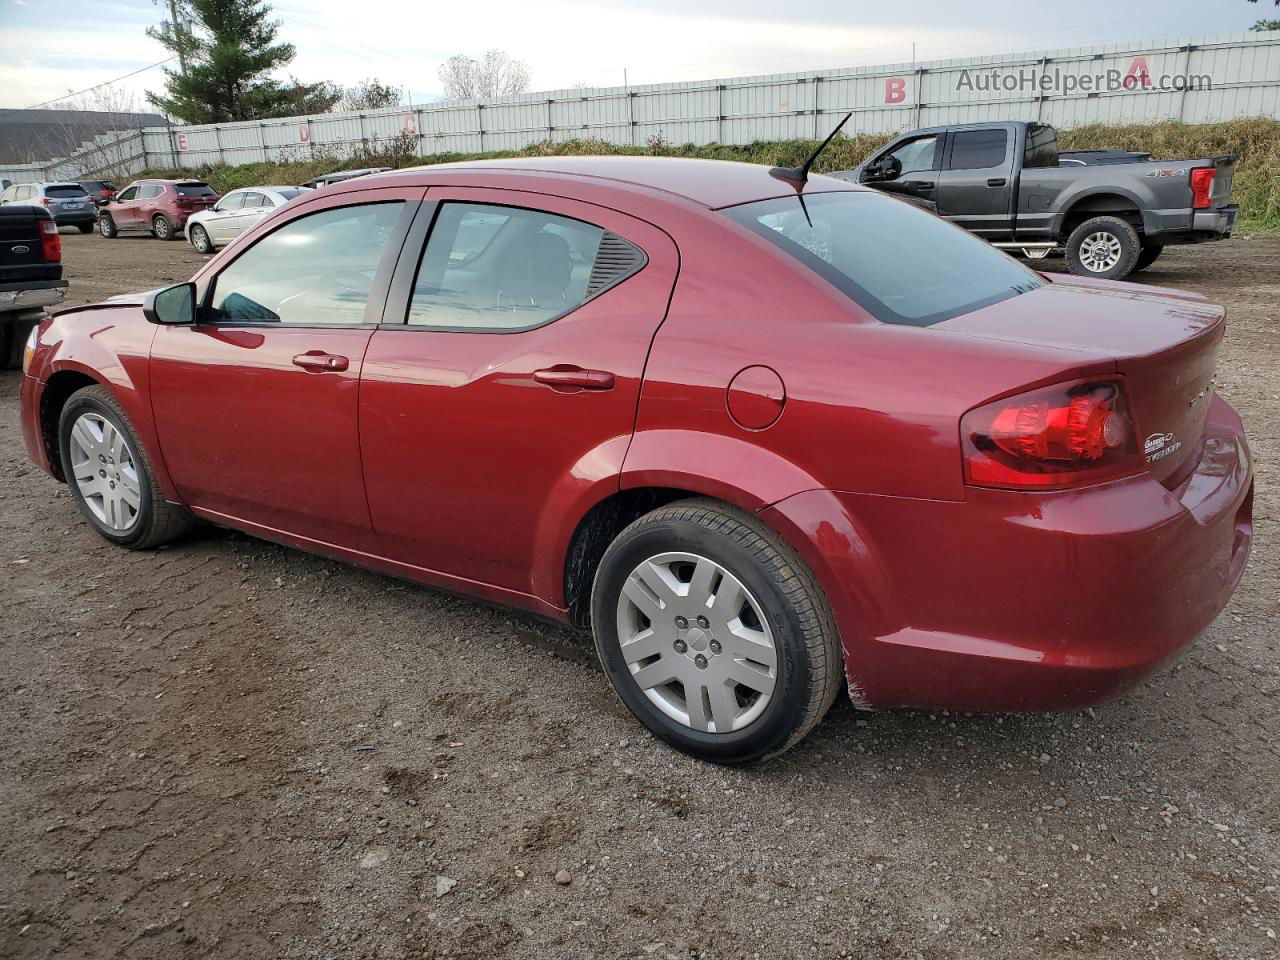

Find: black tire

[153,215,175,240]
[57,385,192,549]
[189,224,214,254]
[1132,244,1164,273]
[0,318,34,370]
[98,215,117,238]
[76,223,94,234]
[1065,216,1141,281]
[591,498,843,764]
[0,324,12,370]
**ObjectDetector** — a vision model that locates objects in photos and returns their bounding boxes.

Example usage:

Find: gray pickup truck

[834,121,1237,280]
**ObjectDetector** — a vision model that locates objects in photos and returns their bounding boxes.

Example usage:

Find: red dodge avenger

[19,157,1253,763]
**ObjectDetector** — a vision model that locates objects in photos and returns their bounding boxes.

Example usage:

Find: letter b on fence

[884,76,907,104]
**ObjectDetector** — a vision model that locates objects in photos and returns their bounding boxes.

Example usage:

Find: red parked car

[96,178,219,241]
[19,158,1253,763]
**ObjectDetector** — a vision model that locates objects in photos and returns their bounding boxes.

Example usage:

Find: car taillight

[39,220,61,262]
[1190,168,1215,209]
[961,379,1141,489]
[100,189,111,197]
[39,197,51,205]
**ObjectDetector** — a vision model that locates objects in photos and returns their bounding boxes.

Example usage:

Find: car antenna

[769,112,853,188]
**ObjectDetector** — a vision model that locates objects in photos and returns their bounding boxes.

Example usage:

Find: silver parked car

[184,185,310,253]
[0,181,97,232]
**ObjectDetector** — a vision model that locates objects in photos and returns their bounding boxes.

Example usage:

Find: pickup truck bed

[1,204,67,368]
[834,121,1237,281]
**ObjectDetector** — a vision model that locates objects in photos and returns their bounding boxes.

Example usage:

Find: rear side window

[948,130,1009,170]
[46,185,88,197]
[723,191,1044,327]
[407,202,633,332]
[1023,124,1058,168]
[176,183,216,197]
[241,192,267,208]
[138,184,164,199]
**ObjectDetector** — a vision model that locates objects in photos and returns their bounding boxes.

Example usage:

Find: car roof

[40,181,84,188]
[377,156,857,210]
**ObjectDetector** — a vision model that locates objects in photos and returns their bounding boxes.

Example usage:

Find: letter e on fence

[175,132,188,151]
[298,124,311,144]
[1124,56,1152,90]
[884,76,907,104]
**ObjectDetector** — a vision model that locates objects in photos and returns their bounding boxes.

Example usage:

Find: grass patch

[140,118,1280,233]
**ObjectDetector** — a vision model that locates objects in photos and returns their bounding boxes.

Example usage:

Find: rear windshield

[176,182,217,197]
[46,185,89,197]
[722,191,1045,326]
[276,188,305,201]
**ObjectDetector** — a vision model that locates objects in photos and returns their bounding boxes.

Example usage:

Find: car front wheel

[189,224,214,254]
[58,385,192,549]
[98,215,117,238]
[591,498,843,764]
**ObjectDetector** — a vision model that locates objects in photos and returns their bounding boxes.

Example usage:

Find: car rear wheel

[76,223,94,234]
[98,215,117,238]
[1065,216,1141,281]
[152,215,176,240]
[58,385,192,549]
[189,224,214,254]
[591,498,843,764]
[1132,244,1164,273]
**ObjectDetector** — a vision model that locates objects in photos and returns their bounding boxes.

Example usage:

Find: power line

[0,57,176,119]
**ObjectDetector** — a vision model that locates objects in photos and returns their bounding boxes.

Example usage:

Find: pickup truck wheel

[98,215,117,238]
[1065,216,1140,281]
[591,498,843,765]
[153,215,176,240]
[57,385,192,549]
[1133,244,1164,273]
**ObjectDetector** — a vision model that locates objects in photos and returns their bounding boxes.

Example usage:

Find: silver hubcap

[68,413,141,532]
[615,552,778,734]
[1079,231,1122,272]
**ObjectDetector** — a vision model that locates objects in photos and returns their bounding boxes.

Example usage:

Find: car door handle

[533,367,615,391]
[904,180,935,190]
[292,352,349,372]
[987,178,1007,187]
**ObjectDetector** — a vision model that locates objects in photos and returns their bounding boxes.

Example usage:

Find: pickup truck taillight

[40,220,62,262]
[961,380,1141,489]
[1190,167,1215,209]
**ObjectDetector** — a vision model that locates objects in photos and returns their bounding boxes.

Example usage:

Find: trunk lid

[934,276,1224,486]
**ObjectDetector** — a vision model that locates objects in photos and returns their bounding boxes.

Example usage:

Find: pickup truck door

[863,134,940,212]
[936,128,1017,240]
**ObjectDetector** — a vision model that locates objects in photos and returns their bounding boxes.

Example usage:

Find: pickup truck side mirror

[144,282,197,325]
[863,155,902,183]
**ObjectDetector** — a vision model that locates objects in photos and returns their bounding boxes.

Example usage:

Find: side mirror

[144,282,197,325]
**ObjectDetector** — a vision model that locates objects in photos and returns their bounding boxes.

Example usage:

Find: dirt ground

[1,231,1277,960]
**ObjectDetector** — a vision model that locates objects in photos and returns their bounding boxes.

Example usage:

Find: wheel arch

[39,368,100,480]
[1055,191,1146,239]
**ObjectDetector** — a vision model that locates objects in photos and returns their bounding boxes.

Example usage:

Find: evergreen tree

[147,0,325,122]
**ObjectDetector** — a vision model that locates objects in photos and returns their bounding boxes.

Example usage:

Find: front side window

[948,129,1009,170]
[217,193,246,212]
[209,201,405,326]
[724,191,1044,327]
[885,136,938,176]
[116,186,138,201]
[407,203,606,331]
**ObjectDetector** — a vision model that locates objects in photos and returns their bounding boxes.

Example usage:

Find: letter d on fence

[884,76,907,104]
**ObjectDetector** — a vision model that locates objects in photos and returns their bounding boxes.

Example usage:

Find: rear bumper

[0,280,67,314]
[1144,205,1237,242]
[763,393,1253,712]
[53,211,96,226]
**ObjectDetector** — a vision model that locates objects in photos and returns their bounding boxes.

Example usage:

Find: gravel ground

[1,231,1277,960]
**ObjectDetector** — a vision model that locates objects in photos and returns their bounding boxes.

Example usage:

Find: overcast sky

[0,0,1268,112]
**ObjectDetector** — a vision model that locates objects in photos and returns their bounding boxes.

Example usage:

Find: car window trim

[381,198,649,335]
[196,196,423,330]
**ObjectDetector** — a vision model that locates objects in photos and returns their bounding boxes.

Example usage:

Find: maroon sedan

[97,178,219,241]
[19,158,1252,763]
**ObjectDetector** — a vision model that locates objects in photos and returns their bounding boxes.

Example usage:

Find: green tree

[1252,18,1280,29]
[146,0,309,122]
